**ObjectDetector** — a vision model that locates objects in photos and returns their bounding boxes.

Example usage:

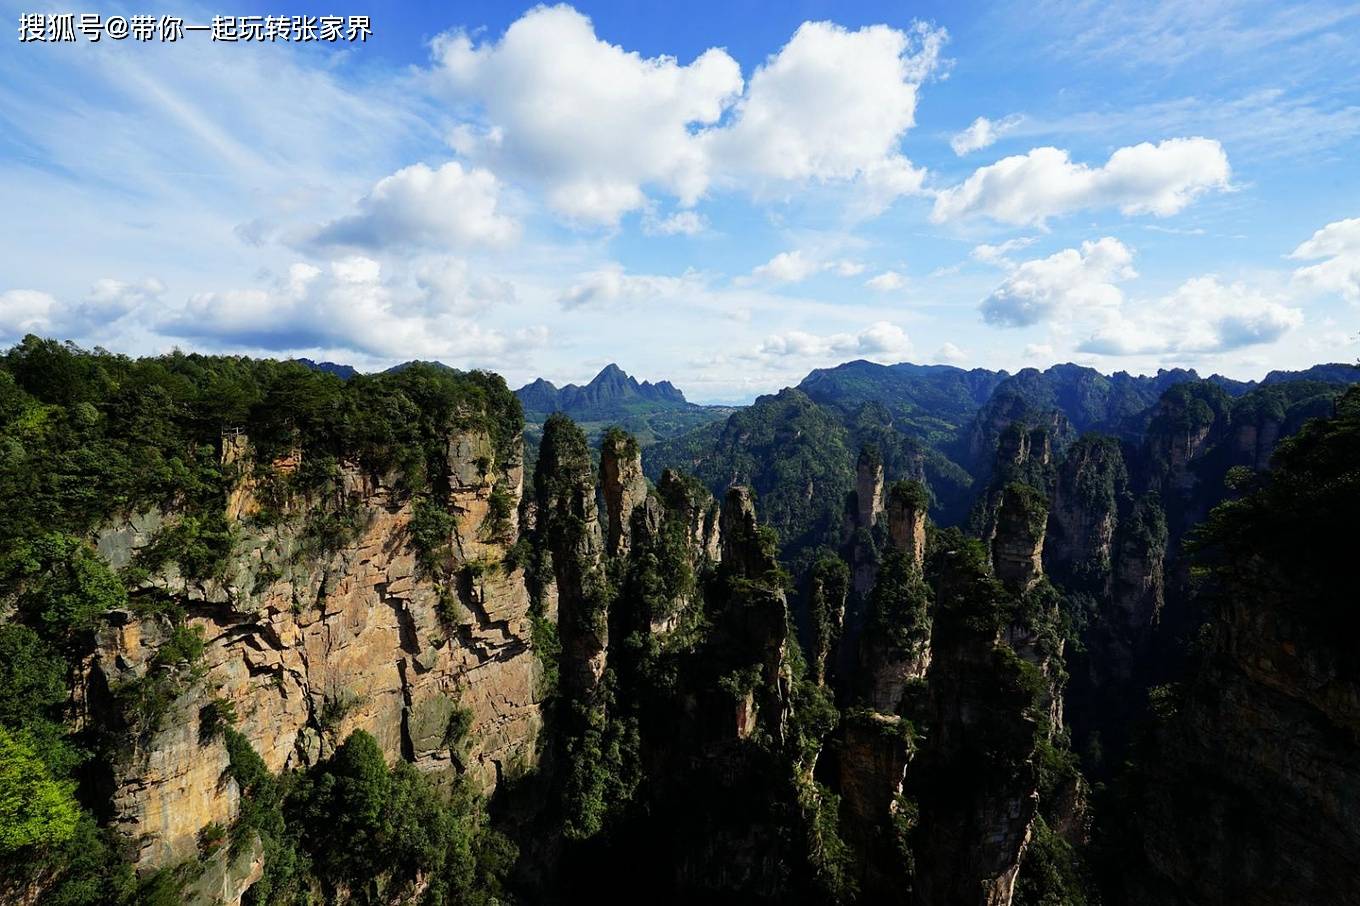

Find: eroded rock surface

[88,430,542,872]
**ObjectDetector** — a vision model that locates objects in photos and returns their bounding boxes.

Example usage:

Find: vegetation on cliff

[0,338,524,904]
[2,333,1357,905]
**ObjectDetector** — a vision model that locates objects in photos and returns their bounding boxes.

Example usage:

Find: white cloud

[755,320,911,361]
[1290,217,1360,302]
[644,210,709,236]
[858,321,912,355]
[159,257,544,363]
[434,7,945,223]
[0,278,165,341]
[746,252,875,284]
[935,341,967,363]
[866,270,906,291]
[1078,276,1302,355]
[313,161,519,250]
[414,259,516,316]
[971,237,1038,267]
[709,19,944,204]
[981,237,1136,326]
[71,277,166,331]
[983,238,1303,357]
[559,264,700,310]
[0,290,58,339]
[435,5,742,224]
[932,138,1231,225]
[750,250,822,284]
[950,114,1022,155]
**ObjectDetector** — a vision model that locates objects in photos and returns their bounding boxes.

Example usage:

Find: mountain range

[5,337,1360,905]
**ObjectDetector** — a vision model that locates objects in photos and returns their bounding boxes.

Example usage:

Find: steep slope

[0,344,534,904]
[645,388,857,556]
[1117,387,1360,904]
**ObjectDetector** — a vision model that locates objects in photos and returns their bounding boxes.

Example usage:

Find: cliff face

[536,417,608,698]
[1045,435,1126,594]
[1125,388,1360,905]
[84,428,542,876]
[599,431,648,559]
[1135,601,1360,905]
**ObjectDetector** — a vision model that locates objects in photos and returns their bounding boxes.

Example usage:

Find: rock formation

[855,446,885,534]
[535,415,608,697]
[1125,387,1360,905]
[991,483,1046,592]
[84,427,542,885]
[887,479,928,568]
[599,429,648,559]
[1045,435,1126,594]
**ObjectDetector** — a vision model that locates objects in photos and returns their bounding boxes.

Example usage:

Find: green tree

[2,533,127,645]
[0,726,80,853]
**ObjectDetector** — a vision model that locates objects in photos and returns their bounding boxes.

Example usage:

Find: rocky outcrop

[837,481,932,896]
[910,540,1043,906]
[805,557,848,689]
[857,543,932,716]
[1136,600,1360,905]
[657,469,721,563]
[855,447,885,534]
[720,486,774,584]
[185,833,264,906]
[1045,435,1126,593]
[86,429,542,874]
[838,710,916,897]
[600,431,648,559]
[719,487,792,744]
[887,481,927,569]
[536,417,608,697]
[1126,389,1360,904]
[991,484,1046,592]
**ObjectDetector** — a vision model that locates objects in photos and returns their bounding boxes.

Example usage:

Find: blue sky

[1,1,1358,401]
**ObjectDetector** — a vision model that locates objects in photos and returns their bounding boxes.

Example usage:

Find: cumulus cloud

[981,237,1135,327]
[434,6,945,223]
[1078,277,1302,355]
[935,341,966,363]
[0,290,58,338]
[644,210,708,236]
[1024,343,1054,358]
[0,278,165,341]
[435,5,741,224]
[982,238,1303,356]
[746,251,874,284]
[866,271,906,291]
[313,161,519,249]
[971,237,1037,267]
[749,250,822,284]
[708,19,944,200]
[755,320,910,361]
[64,277,167,332]
[950,114,1021,155]
[414,259,516,316]
[1290,217,1360,302]
[933,138,1231,225]
[559,264,700,309]
[160,258,542,362]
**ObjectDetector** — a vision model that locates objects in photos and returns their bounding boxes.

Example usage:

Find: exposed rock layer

[88,430,542,872]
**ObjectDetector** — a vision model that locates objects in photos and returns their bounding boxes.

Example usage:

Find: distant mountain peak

[294,358,358,380]
[515,364,689,416]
